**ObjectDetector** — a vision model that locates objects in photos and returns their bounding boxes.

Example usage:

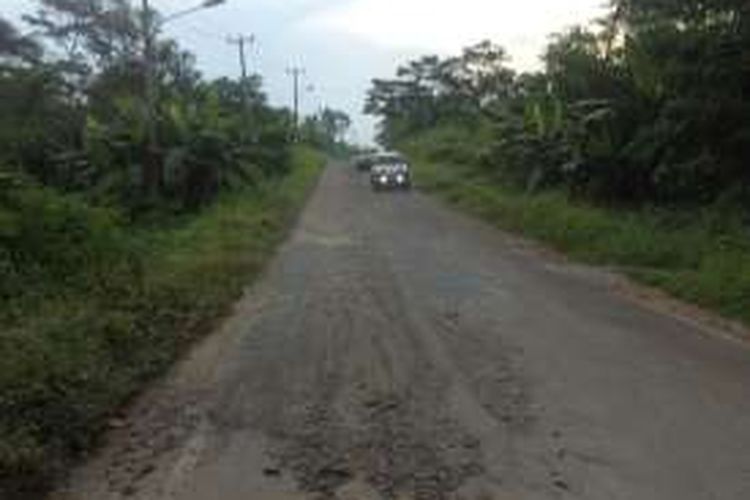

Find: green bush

[0,147,325,498]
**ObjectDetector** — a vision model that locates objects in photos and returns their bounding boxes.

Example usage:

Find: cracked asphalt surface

[56,163,750,500]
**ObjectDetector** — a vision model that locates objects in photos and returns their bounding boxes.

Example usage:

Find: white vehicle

[369,153,411,191]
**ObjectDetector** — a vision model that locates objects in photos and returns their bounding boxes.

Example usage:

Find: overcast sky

[4,0,608,144]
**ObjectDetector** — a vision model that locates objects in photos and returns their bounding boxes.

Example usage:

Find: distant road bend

[57,162,750,500]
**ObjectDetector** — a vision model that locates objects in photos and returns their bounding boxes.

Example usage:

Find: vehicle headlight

[396,174,405,184]
[380,175,388,183]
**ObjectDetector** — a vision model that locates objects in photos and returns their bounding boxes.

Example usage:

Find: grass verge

[0,146,325,499]
[410,158,750,326]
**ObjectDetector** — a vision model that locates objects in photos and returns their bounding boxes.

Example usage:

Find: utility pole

[227,34,255,140]
[286,66,305,141]
[141,0,160,197]
[139,0,227,198]
[227,34,254,81]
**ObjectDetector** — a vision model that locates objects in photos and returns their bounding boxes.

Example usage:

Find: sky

[3,0,608,144]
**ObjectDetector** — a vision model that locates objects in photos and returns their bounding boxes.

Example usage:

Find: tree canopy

[366,0,750,207]
[1,1,350,211]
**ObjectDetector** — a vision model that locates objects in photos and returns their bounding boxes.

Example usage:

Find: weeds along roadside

[404,136,750,328]
[0,146,326,498]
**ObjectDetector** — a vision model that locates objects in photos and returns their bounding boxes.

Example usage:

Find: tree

[439,41,516,113]
[0,16,42,63]
[319,108,351,144]
[365,41,517,146]
[367,0,750,207]
[301,108,351,155]
[1,2,301,211]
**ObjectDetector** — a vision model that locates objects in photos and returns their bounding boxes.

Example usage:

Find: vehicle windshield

[372,162,407,173]
[373,155,404,165]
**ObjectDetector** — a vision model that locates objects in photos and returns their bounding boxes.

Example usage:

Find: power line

[172,23,226,41]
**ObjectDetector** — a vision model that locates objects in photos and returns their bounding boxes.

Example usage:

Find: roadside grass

[409,157,750,326]
[0,146,325,498]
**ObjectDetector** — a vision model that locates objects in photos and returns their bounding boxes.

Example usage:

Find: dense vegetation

[0,146,325,498]
[366,0,750,324]
[301,108,353,158]
[0,1,344,496]
[368,0,749,208]
[1,1,351,204]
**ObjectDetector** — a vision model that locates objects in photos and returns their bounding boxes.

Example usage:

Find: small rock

[109,418,128,429]
[552,477,570,490]
[446,311,460,321]
[319,466,352,480]
[263,467,282,477]
[136,463,156,479]
[121,484,137,497]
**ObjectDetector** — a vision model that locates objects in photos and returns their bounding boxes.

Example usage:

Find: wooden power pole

[286,66,305,140]
[141,0,160,196]
[227,34,255,81]
[227,34,256,139]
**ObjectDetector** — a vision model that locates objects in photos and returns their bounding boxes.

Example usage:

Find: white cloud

[303,0,607,70]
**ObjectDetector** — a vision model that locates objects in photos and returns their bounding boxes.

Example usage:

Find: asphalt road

[57,163,750,500]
